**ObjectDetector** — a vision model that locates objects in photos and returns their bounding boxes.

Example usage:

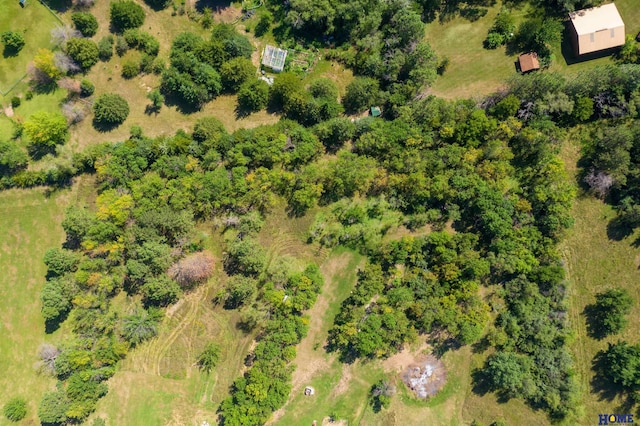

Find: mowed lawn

[0,0,61,93]
[427,0,640,100]
[560,136,640,425]
[0,183,86,426]
[425,4,524,99]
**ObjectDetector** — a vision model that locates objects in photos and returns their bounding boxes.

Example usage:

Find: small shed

[518,52,540,73]
[261,45,288,73]
[569,3,625,56]
[370,106,382,117]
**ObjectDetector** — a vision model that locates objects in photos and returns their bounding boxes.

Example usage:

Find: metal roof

[569,3,624,36]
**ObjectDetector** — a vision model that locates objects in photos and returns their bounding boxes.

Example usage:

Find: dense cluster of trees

[5,0,638,422]
[219,261,323,424]
[282,0,439,110]
[161,25,253,110]
[34,112,334,422]
[329,233,489,360]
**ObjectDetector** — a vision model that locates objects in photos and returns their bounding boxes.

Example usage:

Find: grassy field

[559,133,640,425]
[0,0,62,93]
[425,4,523,99]
[427,0,640,100]
[274,241,549,425]
[0,176,96,426]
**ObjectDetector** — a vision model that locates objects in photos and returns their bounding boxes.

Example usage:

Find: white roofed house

[569,3,625,56]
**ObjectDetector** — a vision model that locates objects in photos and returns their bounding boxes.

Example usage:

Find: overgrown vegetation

[2,0,640,424]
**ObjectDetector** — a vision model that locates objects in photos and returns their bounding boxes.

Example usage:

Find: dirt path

[270,251,362,424]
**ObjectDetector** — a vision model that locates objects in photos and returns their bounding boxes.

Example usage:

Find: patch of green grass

[0,0,61,93]
[559,133,640,425]
[425,4,525,99]
[427,0,640,100]
[0,181,91,426]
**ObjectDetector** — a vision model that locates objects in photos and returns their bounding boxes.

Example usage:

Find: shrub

[587,289,633,338]
[308,78,339,100]
[24,112,68,149]
[224,275,257,308]
[10,96,20,108]
[197,342,221,372]
[98,35,114,61]
[122,308,161,345]
[220,57,256,92]
[38,390,69,425]
[342,77,380,114]
[80,79,95,96]
[237,79,269,112]
[152,57,165,74]
[192,116,225,142]
[224,237,266,276]
[122,29,159,56]
[491,94,520,119]
[121,59,140,78]
[1,31,25,55]
[140,53,154,73]
[269,72,304,111]
[142,275,181,306]
[484,32,504,49]
[201,8,213,29]
[146,88,164,111]
[212,24,253,59]
[110,1,145,32]
[115,35,129,56]
[93,93,130,126]
[71,12,98,37]
[168,251,214,288]
[254,12,272,37]
[0,140,28,175]
[3,397,27,422]
[65,38,99,71]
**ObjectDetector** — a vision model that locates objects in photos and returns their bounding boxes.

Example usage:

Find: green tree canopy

[23,112,68,149]
[110,1,145,32]
[71,12,99,37]
[93,93,130,126]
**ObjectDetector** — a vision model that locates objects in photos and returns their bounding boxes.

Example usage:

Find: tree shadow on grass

[471,336,491,354]
[194,0,231,12]
[92,119,123,133]
[42,0,73,13]
[27,143,56,161]
[234,104,253,119]
[2,46,21,58]
[162,91,202,115]
[606,216,634,241]
[30,80,58,95]
[583,303,610,340]
[45,313,68,334]
[591,349,626,403]
[470,367,493,397]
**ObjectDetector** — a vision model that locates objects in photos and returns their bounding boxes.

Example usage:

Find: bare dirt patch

[382,341,431,373]
[322,417,348,425]
[401,355,447,399]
